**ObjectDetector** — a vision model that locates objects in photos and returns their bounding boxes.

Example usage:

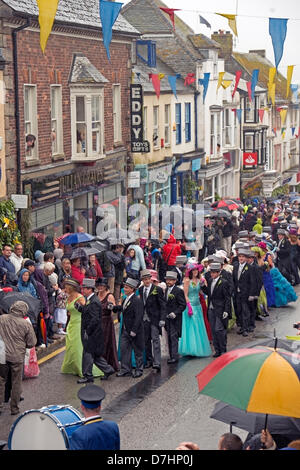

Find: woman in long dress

[258,242,276,308]
[96,278,119,371]
[179,264,212,358]
[61,278,102,378]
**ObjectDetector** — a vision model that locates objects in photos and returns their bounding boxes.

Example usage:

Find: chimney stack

[249,50,266,58]
[211,30,233,59]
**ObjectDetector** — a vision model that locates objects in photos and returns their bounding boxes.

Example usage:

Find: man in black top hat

[232,249,255,336]
[75,279,115,383]
[276,229,292,283]
[116,278,144,378]
[69,384,120,450]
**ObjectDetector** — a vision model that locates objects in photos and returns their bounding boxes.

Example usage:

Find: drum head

[9,410,68,450]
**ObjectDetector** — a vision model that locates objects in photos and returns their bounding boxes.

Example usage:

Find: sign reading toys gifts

[243,152,258,169]
[130,84,150,153]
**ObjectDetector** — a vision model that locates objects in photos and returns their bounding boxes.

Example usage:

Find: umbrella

[70,247,89,260]
[214,209,231,218]
[0,291,42,326]
[60,233,94,245]
[212,200,238,211]
[96,228,137,246]
[196,347,300,419]
[235,335,297,353]
[210,401,300,436]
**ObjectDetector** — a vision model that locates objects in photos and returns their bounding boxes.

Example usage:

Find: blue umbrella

[60,232,94,245]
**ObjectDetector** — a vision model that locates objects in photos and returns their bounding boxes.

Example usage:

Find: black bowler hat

[23,260,35,268]
[78,384,106,409]
[96,277,108,286]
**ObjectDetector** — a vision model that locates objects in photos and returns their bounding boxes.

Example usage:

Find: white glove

[223,312,229,320]
[159,321,165,327]
[168,312,176,319]
[130,331,136,337]
[248,296,255,301]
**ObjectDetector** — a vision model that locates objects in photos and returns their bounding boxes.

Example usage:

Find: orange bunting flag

[159,7,181,30]
[37,0,60,53]
[216,13,238,36]
[286,65,294,99]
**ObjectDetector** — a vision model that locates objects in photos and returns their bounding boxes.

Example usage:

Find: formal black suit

[276,238,293,282]
[140,284,166,367]
[233,262,255,333]
[202,277,231,355]
[248,260,265,329]
[119,294,144,375]
[165,285,186,361]
[77,293,115,380]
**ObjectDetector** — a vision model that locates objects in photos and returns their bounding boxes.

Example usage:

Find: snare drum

[8,405,83,450]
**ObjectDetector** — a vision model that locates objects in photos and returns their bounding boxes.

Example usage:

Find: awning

[176,161,191,173]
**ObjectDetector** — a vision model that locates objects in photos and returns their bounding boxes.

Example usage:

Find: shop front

[23,157,126,236]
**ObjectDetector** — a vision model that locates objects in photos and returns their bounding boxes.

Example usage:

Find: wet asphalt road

[1,285,299,450]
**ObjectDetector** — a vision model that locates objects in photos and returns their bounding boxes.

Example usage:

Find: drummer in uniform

[69,384,120,450]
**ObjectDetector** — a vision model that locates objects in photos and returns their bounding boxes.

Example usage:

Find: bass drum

[8,405,83,450]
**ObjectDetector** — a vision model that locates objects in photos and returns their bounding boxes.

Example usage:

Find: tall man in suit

[247,250,264,332]
[116,278,144,378]
[164,271,186,364]
[276,229,293,283]
[76,279,115,384]
[233,249,255,337]
[139,269,166,371]
[202,263,231,358]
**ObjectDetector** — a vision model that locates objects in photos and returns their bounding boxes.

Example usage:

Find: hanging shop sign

[243,152,257,168]
[130,84,150,153]
[149,164,172,184]
[128,171,141,188]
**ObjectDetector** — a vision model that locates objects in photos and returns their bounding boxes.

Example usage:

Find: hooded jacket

[162,235,181,266]
[0,301,36,363]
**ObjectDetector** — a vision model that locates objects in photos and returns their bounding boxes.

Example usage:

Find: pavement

[1,285,300,450]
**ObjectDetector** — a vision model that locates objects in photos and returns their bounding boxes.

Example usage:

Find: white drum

[8,405,83,450]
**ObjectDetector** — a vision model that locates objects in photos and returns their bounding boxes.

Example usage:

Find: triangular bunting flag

[280,109,288,126]
[270,82,276,106]
[292,127,296,136]
[184,73,196,86]
[159,73,165,80]
[221,80,232,89]
[290,84,299,103]
[159,7,181,30]
[246,82,252,102]
[236,109,242,123]
[258,109,265,122]
[217,72,225,92]
[100,0,123,61]
[273,128,277,136]
[151,74,161,99]
[199,16,211,29]
[286,65,294,99]
[37,0,60,53]
[198,73,210,103]
[168,75,178,99]
[281,127,285,135]
[232,71,242,99]
[282,130,286,140]
[216,13,238,36]
[268,67,276,102]
[269,18,288,70]
[251,69,259,101]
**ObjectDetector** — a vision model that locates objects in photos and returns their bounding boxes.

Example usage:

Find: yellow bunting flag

[280,109,288,126]
[131,71,135,84]
[221,80,232,89]
[37,0,60,53]
[216,13,238,36]
[282,130,286,140]
[270,83,276,106]
[217,72,225,92]
[268,67,276,102]
[159,74,165,80]
[286,65,294,99]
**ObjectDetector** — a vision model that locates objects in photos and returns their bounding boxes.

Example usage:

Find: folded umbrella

[210,401,300,436]
[60,233,94,245]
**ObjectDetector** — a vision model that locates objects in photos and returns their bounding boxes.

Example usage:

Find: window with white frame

[113,84,122,143]
[185,103,191,143]
[175,103,181,145]
[71,87,104,159]
[50,85,63,156]
[143,106,147,141]
[210,114,215,155]
[24,84,38,159]
[216,113,221,150]
[224,108,231,146]
[164,104,170,145]
[153,105,159,148]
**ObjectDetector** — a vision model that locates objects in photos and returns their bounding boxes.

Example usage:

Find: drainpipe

[171,157,183,205]
[12,18,30,197]
[194,91,199,150]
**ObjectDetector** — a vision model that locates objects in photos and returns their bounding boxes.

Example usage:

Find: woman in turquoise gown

[179,264,212,358]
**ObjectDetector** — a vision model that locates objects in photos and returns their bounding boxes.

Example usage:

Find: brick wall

[3,21,133,194]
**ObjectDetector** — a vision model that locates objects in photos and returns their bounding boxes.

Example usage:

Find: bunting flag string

[269,18,288,70]
[100,0,123,61]
[216,13,238,36]
[37,0,60,53]
[198,73,210,103]
[232,71,242,99]
[159,7,181,30]
[286,65,294,99]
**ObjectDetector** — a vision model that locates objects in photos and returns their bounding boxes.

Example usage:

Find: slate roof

[69,54,109,84]
[189,34,221,51]
[133,56,194,94]
[2,0,139,35]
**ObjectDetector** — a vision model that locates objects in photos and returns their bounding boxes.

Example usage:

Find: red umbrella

[212,200,239,211]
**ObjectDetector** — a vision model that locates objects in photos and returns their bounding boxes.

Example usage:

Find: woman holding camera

[96,278,119,371]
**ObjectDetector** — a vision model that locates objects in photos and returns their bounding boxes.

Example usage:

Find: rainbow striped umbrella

[196,347,300,418]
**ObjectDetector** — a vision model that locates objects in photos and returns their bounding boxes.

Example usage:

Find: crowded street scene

[0,0,300,457]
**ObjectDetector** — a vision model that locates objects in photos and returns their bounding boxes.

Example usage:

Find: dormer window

[137,40,156,67]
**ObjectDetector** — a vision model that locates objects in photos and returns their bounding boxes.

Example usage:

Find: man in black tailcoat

[164,271,186,364]
[276,229,292,283]
[116,278,144,378]
[202,263,231,358]
[76,279,115,383]
[139,269,166,371]
[233,249,255,337]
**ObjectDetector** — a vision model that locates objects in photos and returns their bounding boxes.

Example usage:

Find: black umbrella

[234,333,297,354]
[0,291,42,326]
[214,209,231,217]
[210,401,300,436]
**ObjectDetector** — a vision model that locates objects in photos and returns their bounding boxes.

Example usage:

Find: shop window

[24,84,38,160]
[113,84,122,143]
[175,103,181,145]
[104,184,116,202]
[244,96,259,123]
[50,85,63,156]
[71,87,104,160]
